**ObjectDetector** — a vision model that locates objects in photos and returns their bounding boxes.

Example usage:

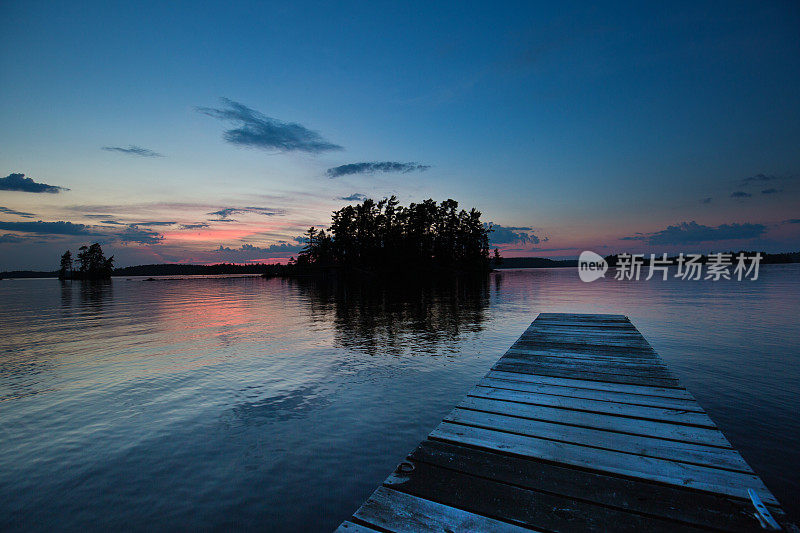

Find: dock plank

[486,370,694,398]
[352,487,533,533]
[493,362,681,387]
[458,395,732,446]
[467,385,714,426]
[336,313,789,531]
[477,376,705,411]
[408,440,780,532]
[444,408,752,471]
[431,422,777,504]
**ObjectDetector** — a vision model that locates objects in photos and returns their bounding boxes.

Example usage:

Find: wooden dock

[336,313,792,532]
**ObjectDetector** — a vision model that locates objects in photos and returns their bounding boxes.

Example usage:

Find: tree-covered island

[58,243,114,280]
[265,196,493,278]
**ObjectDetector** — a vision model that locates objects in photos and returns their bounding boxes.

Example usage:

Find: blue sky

[1,0,799,269]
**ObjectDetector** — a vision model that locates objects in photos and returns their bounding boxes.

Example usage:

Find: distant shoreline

[2,252,798,279]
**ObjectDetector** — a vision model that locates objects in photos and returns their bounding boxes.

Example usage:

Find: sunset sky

[1,1,799,270]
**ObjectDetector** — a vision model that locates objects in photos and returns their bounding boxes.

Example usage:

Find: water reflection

[232,383,332,424]
[78,279,113,310]
[1,268,798,531]
[289,276,490,356]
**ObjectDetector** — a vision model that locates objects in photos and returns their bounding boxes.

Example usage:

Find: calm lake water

[1,266,799,530]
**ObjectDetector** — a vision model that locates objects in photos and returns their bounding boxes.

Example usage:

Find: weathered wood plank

[467,386,715,426]
[525,324,640,333]
[383,459,704,532]
[505,347,660,363]
[430,422,778,505]
[493,362,681,387]
[487,370,694,399]
[529,320,638,329]
[334,521,382,532]
[536,313,629,320]
[458,395,731,447]
[512,340,657,356]
[519,334,652,349]
[352,486,534,533]
[497,355,673,375]
[445,408,752,471]
[408,440,780,532]
[478,376,704,411]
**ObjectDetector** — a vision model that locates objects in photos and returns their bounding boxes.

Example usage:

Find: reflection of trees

[290,276,490,356]
[78,279,113,311]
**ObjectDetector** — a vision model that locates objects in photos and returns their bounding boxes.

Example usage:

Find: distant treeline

[2,251,799,280]
[1,263,272,279]
[114,263,271,276]
[492,257,578,269]
[604,251,800,266]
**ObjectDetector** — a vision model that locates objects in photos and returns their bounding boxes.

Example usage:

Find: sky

[1,0,799,270]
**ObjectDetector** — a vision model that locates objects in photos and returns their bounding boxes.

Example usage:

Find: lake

[1,266,798,530]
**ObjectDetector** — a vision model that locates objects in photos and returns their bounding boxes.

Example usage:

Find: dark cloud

[196,98,341,153]
[730,191,752,198]
[0,219,166,245]
[102,145,163,157]
[0,233,25,243]
[0,220,101,236]
[180,223,210,229]
[340,193,367,202]
[118,225,164,245]
[784,219,800,224]
[210,242,305,262]
[207,207,285,220]
[487,223,543,245]
[0,206,36,218]
[134,221,177,227]
[0,173,69,194]
[622,221,766,245]
[100,220,124,225]
[701,197,712,204]
[742,173,778,184]
[326,161,431,178]
[761,188,782,195]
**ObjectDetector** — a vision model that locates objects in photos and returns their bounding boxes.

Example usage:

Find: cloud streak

[741,173,778,184]
[0,234,25,243]
[118,225,164,245]
[0,220,164,245]
[0,220,102,236]
[102,145,163,157]
[0,206,36,218]
[196,98,342,153]
[623,221,766,245]
[730,191,752,198]
[210,242,304,262]
[340,193,367,202]
[207,207,285,220]
[487,224,544,245]
[0,173,69,194]
[327,161,431,178]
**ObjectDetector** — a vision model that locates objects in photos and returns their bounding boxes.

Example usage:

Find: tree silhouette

[62,243,114,279]
[297,196,491,274]
[58,250,73,280]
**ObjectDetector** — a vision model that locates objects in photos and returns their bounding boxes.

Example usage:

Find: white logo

[578,251,608,282]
